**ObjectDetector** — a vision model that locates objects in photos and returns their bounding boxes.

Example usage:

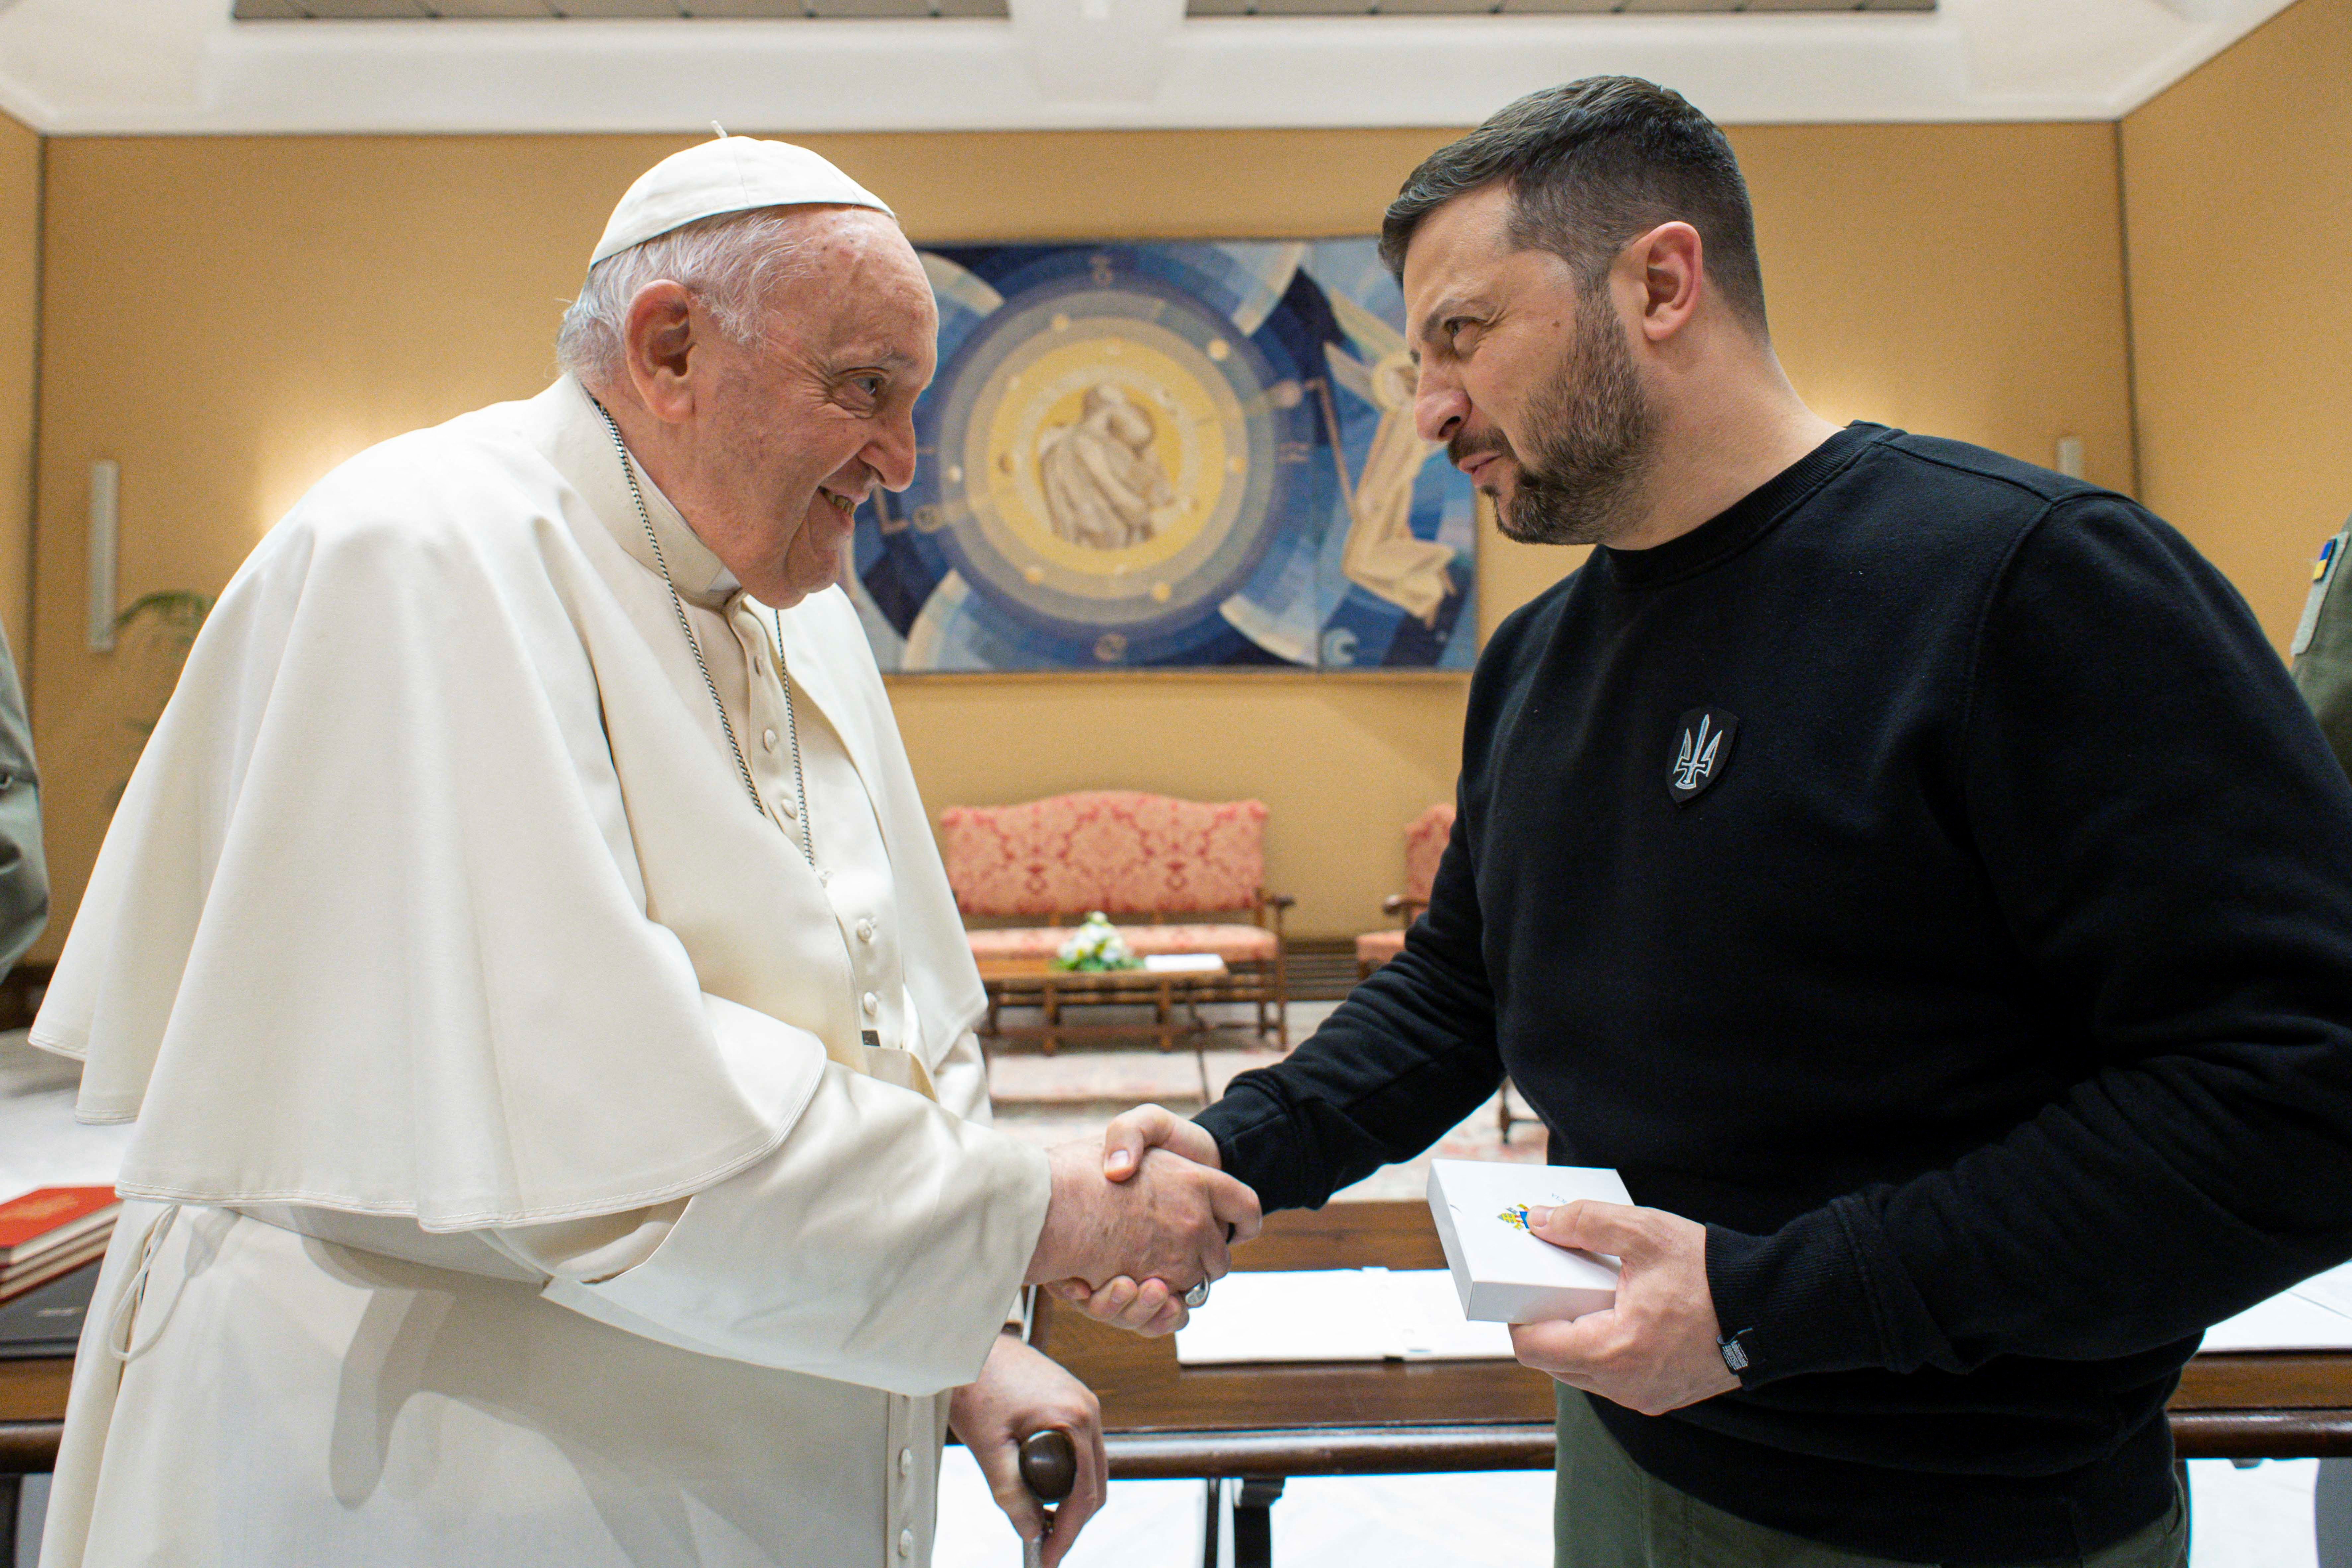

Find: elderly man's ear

[620,281,703,424]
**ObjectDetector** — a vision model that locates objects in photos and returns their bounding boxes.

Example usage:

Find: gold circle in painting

[964,316,1249,606]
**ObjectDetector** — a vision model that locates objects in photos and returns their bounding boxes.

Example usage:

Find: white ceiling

[0,0,2296,134]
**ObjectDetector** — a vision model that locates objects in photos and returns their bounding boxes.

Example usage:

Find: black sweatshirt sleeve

[1196,795,1508,1213]
[1707,495,2352,1385]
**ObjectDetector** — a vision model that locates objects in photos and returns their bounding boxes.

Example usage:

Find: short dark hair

[1380,77,1768,331]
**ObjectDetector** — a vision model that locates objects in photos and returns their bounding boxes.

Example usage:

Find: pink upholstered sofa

[938,790,1292,1047]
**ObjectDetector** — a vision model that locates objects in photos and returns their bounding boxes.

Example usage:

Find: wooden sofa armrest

[1256,891,1294,935]
[1380,893,1429,928]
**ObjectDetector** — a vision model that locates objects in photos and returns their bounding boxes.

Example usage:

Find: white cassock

[28,374,1051,1568]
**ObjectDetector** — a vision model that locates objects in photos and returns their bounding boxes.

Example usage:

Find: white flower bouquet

[1053,911,1141,972]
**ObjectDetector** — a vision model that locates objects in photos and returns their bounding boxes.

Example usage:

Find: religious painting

[846,240,1479,672]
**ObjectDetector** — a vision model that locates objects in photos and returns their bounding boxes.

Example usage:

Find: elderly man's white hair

[556,206,819,391]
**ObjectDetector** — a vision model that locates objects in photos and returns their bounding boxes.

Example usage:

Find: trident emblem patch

[1668,708,1738,806]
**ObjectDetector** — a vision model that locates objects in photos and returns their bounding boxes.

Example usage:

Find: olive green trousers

[1553,1388,2189,1568]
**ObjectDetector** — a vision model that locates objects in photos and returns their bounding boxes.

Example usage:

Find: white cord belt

[105,1203,185,1364]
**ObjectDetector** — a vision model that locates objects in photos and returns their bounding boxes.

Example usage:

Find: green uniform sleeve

[0,622,47,974]
[2292,524,2352,777]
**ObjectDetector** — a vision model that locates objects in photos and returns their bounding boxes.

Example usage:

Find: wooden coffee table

[977,956,1230,1071]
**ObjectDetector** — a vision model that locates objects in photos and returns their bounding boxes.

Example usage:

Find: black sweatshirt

[1196,424,2352,1562]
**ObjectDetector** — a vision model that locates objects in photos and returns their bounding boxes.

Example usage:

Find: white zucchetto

[589,135,894,267]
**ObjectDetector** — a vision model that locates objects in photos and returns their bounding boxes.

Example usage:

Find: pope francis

[27,138,1258,1568]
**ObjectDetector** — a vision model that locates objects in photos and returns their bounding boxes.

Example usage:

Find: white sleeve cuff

[545,1060,1051,1395]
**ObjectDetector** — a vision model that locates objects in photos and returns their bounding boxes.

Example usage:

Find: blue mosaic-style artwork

[846,240,1479,672]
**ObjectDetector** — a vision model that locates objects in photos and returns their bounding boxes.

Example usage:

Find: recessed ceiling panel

[231,0,1916,14]
[30,0,2299,130]
[806,0,943,17]
[230,0,1013,13]
[1491,0,1619,12]
[294,0,431,14]
[1195,0,1928,12]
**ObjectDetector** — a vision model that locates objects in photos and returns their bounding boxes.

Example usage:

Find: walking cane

[1018,1427,1078,1568]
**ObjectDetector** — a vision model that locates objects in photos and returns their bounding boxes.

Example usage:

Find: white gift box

[1425,1158,1633,1324]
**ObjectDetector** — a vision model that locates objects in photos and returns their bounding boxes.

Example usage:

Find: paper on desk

[1142,953,1221,973]
[2286,1259,2352,1323]
[2202,1260,2352,1352]
[1173,1268,1517,1365]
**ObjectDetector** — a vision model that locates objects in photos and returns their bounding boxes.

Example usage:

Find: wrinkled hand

[1506,1200,1740,1417]
[1044,1104,1246,1338]
[1025,1128,1260,1297]
[947,1334,1106,1568]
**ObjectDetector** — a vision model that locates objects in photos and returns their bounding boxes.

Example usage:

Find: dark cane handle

[1018,1427,1078,1505]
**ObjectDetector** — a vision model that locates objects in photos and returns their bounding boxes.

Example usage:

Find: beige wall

[28,122,2133,952]
[2123,0,2352,652]
[0,115,36,679]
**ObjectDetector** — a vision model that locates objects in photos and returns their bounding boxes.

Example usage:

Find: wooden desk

[1024,1202,2352,1563]
[7,1205,2349,1467]
[1029,1201,2352,1476]
[978,956,1230,1060]
[0,1356,69,1551]
[5,1204,2351,1559]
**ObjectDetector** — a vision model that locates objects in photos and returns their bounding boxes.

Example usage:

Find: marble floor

[0,1015,2334,1567]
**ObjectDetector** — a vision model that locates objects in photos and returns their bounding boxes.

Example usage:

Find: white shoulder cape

[32,384,986,1231]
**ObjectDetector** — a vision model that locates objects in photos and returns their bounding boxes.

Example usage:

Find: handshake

[1015,1106,1743,1417]
[1023,1105,1253,1338]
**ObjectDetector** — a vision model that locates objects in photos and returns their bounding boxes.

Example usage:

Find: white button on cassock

[762,728,778,752]
[862,991,879,1017]
[898,1528,914,1558]
[898,1446,912,1478]
[777,794,797,819]
[857,918,876,943]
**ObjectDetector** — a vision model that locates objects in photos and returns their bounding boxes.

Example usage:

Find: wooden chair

[1354,804,1531,1143]
[1354,804,1454,980]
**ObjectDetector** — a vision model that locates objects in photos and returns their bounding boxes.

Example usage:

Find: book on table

[1141,953,1222,974]
[0,1260,104,1358]
[0,1186,120,1297]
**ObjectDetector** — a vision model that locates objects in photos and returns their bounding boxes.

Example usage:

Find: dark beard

[1455,293,1657,547]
